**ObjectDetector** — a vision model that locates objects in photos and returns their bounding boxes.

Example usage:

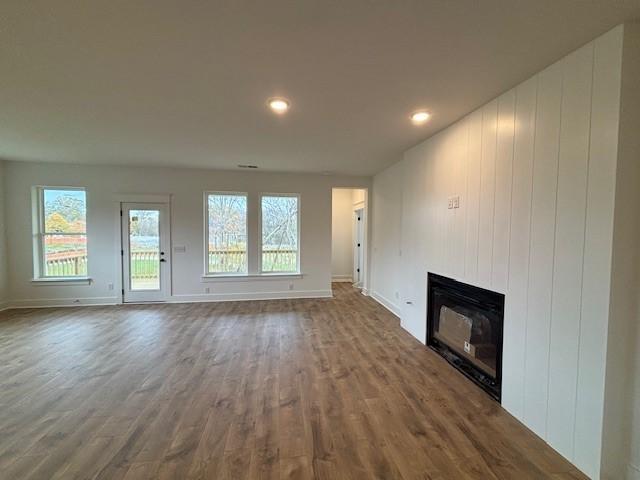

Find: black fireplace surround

[426,273,504,401]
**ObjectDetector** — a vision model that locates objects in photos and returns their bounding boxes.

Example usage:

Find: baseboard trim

[9,296,121,309]
[7,290,334,310]
[331,275,353,282]
[170,290,333,303]
[0,300,10,312]
[370,291,401,318]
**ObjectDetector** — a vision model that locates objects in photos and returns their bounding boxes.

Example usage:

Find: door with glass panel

[121,203,170,302]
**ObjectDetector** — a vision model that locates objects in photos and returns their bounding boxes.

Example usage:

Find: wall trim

[170,289,333,303]
[10,296,121,309]
[370,290,401,318]
[0,300,10,312]
[6,290,334,309]
[332,275,353,282]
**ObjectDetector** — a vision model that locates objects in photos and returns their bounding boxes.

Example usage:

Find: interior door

[353,209,364,286]
[121,203,170,302]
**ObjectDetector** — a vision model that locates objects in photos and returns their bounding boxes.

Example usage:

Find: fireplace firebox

[426,273,504,401]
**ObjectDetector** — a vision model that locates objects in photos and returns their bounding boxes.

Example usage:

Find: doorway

[121,202,171,302]
[331,188,367,292]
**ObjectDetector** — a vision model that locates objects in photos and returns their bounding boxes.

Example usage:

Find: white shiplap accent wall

[371,26,623,478]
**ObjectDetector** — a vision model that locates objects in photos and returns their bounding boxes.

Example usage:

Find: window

[36,187,87,278]
[206,193,248,274]
[261,195,299,273]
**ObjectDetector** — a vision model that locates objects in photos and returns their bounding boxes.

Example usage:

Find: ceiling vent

[237,164,258,169]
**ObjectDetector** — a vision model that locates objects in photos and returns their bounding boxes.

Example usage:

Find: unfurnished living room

[1,2,640,479]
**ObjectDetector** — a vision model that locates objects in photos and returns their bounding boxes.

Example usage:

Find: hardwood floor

[0,283,587,479]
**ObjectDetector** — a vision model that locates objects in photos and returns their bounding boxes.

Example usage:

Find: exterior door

[121,203,170,302]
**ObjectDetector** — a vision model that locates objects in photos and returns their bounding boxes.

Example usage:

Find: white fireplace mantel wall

[371,23,640,479]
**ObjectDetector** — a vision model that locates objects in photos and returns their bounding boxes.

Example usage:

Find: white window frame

[259,193,301,274]
[203,191,249,276]
[33,186,89,280]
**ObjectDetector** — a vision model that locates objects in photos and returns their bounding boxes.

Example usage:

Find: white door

[121,203,171,302]
[353,208,364,286]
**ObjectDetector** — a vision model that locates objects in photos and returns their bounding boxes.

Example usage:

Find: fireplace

[426,273,504,401]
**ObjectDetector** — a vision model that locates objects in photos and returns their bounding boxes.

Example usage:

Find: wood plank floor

[0,283,587,479]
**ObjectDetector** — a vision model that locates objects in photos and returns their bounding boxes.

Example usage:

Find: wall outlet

[205,287,210,294]
[447,197,454,209]
[108,283,114,291]
[453,196,460,209]
[395,291,399,299]
[289,283,294,290]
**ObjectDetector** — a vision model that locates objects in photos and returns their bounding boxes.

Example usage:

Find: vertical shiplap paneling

[440,130,457,276]
[477,100,498,288]
[573,26,623,478]
[502,76,537,419]
[546,43,594,459]
[492,90,516,293]
[453,119,470,279]
[464,110,483,283]
[523,60,563,438]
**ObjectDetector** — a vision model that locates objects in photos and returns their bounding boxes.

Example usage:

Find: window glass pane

[129,210,160,290]
[44,234,87,276]
[261,195,298,272]
[207,194,247,273]
[43,189,86,234]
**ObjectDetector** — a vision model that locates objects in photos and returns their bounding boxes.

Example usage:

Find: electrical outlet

[108,283,114,291]
[447,197,454,209]
[288,283,294,291]
[205,287,210,294]
[453,196,460,209]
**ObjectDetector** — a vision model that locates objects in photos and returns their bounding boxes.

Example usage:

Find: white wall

[602,21,640,480]
[370,26,624,479]
[370,161,403,316]
[0,160,8,309]
[331,188,355,281]
[4,161,369,306]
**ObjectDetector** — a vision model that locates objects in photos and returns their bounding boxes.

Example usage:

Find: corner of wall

[0,159,8,310]
[601,20,640,480]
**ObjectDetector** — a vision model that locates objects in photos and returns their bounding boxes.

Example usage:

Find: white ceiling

[2,1,639,176]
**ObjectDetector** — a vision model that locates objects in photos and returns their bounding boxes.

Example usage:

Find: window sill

[201,273,303,282]
[31,277,92,286]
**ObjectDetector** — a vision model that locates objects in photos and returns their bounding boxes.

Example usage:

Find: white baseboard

[332,275,353,282]
[170,289,333,303]
[7,290,333,310]
[0,300,10,312]
[370,290,401,318]
[9,296,121,309]
[628,463,640,480]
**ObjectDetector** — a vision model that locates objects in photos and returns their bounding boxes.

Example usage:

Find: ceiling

[2,1,639,176]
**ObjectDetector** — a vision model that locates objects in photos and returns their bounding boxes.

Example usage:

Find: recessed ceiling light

[411,110,431,124]
[268,98,290,114]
